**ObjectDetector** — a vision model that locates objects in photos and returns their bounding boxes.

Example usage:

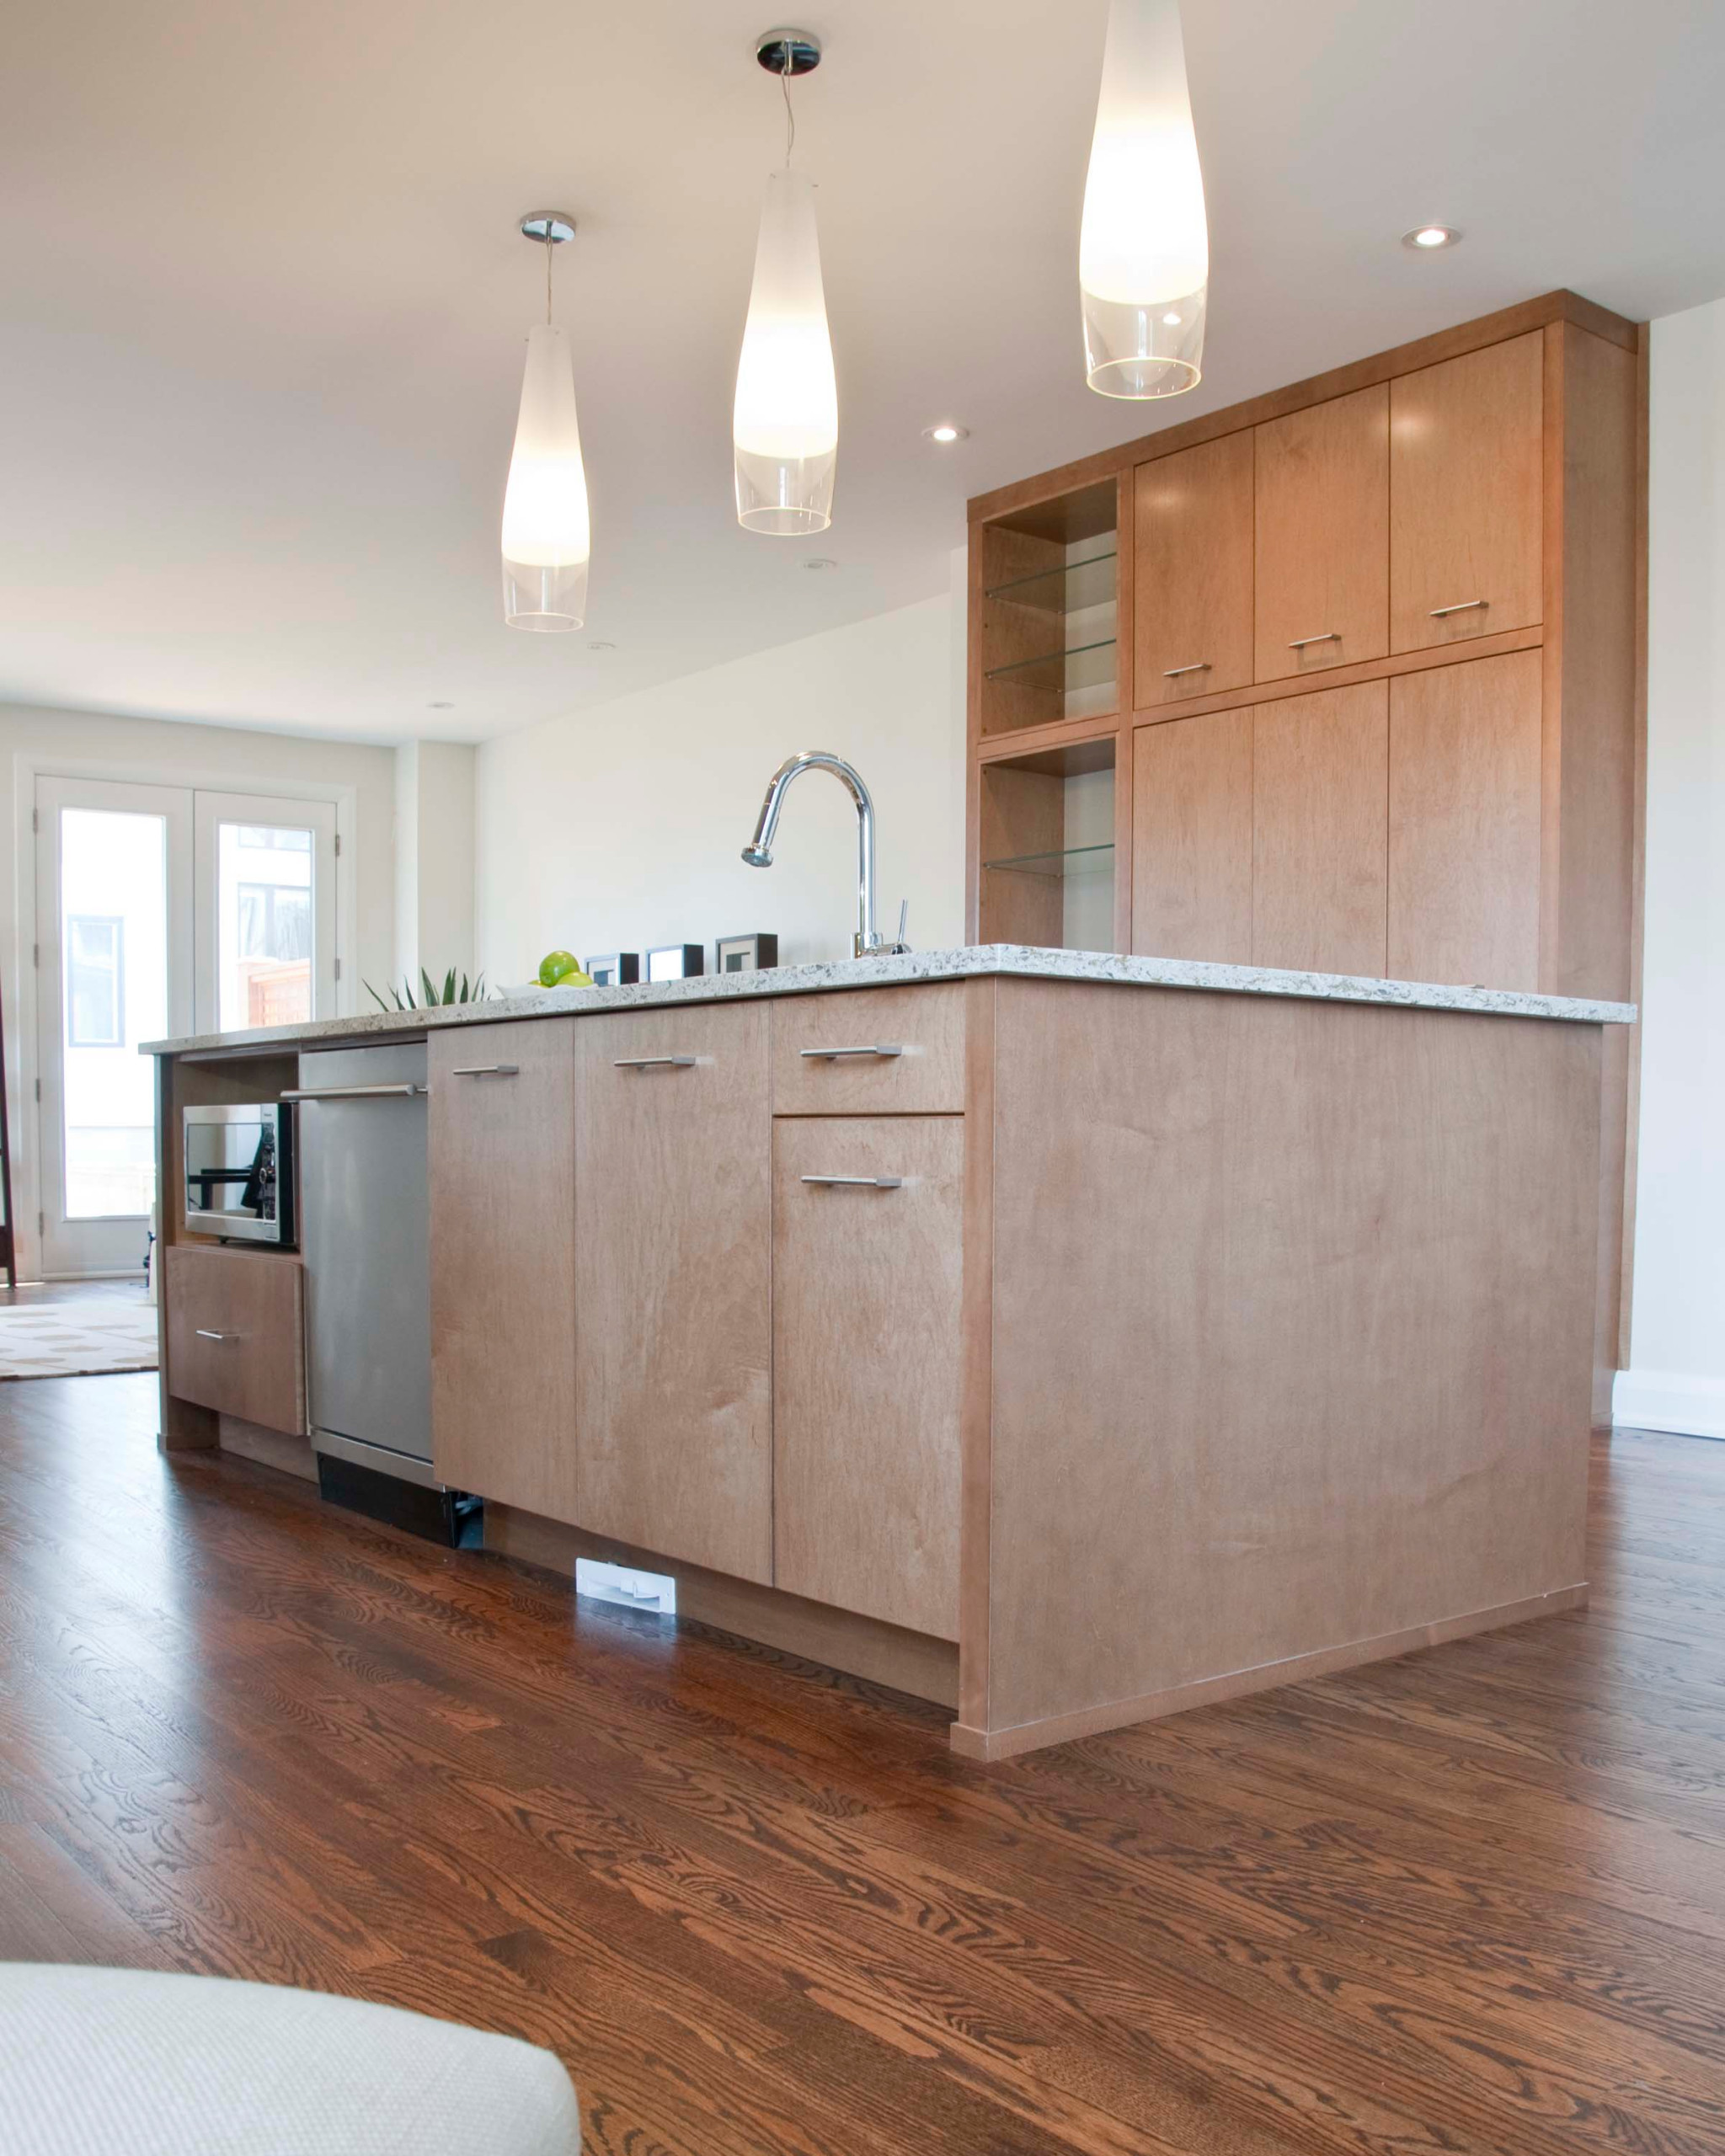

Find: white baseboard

[1612,1369,1725,1442]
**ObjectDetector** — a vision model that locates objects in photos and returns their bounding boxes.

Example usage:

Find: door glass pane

[217,820,314,1030]
[60,809,166,1219]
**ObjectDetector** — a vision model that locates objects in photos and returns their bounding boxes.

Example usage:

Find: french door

[35,776,338,1278]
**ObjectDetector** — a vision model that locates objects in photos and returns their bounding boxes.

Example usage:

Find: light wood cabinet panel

[1252,681,1388,977]
[772,985,966,1115]
[1254,386,1389,682]
[1389,650,1542,990]
[1391,332,1543,654]
[1134,431,1254,708]
[1131,711,1252,962]
[429,1019,577,1518]
[773,1117,964,1640]
[575,1003,772,1583]
[164,1246,305,1435]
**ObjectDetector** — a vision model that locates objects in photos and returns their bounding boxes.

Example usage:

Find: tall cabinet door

[1254,386,1389,683]
[1134,431,1255,709]
[773,1117,964,1641]
[430,1019,578,1518]
[574,1003,772,1583]
[1389,649,1543,989]
[1391,332,1543,654]
[1131,710,1253,962]
[1252,681,1389,978]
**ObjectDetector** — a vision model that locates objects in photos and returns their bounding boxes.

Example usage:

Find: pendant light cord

[782,55,795,168]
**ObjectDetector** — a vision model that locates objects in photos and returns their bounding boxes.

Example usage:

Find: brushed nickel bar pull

[281,1084,425,1102]
[1288,632,1341,649]
[798,1043,905,1061]
[800,1175,904,1189]
[451,1064,520,1076]
[195,1329,238,1342]
[613,1055,697,1070]
[1162,661,1210,677]
[1429,598,1488,617]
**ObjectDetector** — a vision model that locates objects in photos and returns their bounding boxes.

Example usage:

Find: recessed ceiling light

[587,639,616,651]
[427,700,454,709]
[804,556,838,571]
[1402,224,1462,251]
[922,422,969,444]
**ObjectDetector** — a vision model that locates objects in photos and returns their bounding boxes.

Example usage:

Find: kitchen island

[146,947,1632,1759]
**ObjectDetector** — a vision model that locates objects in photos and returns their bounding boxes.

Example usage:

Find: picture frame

[585,952,640,987]
[713,932,778,976]
[644,943,705,983]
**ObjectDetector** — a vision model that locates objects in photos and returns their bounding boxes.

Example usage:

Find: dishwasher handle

[280,1083,427,1102]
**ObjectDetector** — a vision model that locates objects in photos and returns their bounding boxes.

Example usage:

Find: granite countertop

[142,946,1636,1058]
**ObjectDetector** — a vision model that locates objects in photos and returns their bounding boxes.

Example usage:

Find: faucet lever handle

[889,899,911,954]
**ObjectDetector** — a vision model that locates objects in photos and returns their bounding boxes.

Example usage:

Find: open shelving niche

[979,735,1118,955]
[978,479,1119,737]
[975,474,1121,953]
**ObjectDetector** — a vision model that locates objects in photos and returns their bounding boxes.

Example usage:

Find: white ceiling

[2,0,1722,745]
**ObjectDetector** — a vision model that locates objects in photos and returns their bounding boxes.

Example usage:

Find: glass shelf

[981,842,1116,882]
[983,637,1117,694]
[985,550,1118,614]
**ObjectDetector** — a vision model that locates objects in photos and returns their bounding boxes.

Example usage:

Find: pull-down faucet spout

[742,750,886,958]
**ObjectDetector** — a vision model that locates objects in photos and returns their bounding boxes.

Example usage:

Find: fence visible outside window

[67,915,124,1048]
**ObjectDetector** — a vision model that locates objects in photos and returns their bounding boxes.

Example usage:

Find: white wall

[476,564,967,987]
[1616,299,1725,1439]
[1,700,395,1271]
[393,740,477,994]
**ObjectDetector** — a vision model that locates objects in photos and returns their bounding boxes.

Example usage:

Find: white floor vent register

[574,1560,676,1615]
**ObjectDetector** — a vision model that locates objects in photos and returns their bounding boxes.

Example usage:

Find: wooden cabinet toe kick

[483,1504,961,1712]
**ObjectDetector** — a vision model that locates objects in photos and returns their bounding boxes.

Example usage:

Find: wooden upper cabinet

[1131,711,1252,963]
[1252,680,1389,978]
[1389,649,1543,990]
[574,1002,772,1584]
[1133,431,1254,708]
[1391,332,1543,654]
[429,1019,578,1520]
[1254,385,1389,683]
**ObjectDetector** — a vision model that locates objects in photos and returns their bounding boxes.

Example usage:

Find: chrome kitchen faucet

[742,750,907,958]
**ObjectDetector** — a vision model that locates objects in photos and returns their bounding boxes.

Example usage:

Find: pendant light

[733,29,838,534]
[501,212,591,631]
[1078,0,1209,398]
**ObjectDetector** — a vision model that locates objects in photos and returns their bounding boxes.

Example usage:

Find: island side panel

[963,978,1600,1757]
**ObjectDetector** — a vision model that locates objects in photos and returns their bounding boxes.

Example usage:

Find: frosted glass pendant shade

[1079,0,1209,399]
[734,169,838,534]
[501,323,590,631]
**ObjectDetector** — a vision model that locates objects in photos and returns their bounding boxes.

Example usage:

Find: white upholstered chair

[0,1964,580,2156]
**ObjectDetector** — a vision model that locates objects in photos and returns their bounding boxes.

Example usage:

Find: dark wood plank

[0,1374,1722,2156]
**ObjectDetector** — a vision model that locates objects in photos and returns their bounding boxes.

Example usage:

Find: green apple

[551,963,592,989]
[538,948,579,987]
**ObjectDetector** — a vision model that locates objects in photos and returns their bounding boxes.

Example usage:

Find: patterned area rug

[0,1302,159,1380]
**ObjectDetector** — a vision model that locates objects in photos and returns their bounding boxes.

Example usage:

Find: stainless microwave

[183,1102,295,1245]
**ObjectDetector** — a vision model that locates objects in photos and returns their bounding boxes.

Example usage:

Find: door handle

[1162,661,1210,678]
[450,1065,520,1076]
[1288,632,1341,649]
[281,1084,426,1101]
[613,1055,697,1070]
[798,1044,905,1061]
[195,1329,238,1342]
[1429,598,1488,617]
[800,1175,904,1189]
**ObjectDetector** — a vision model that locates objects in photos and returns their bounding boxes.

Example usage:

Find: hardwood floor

[2,1376,1722,2156]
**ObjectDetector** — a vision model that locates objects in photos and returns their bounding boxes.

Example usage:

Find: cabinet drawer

[773,1117,964,1640]
[164,1244,305,1434]
[772,986,966,1115]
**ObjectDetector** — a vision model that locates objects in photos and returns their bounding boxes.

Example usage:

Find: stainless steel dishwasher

[288,1040,464,1540]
